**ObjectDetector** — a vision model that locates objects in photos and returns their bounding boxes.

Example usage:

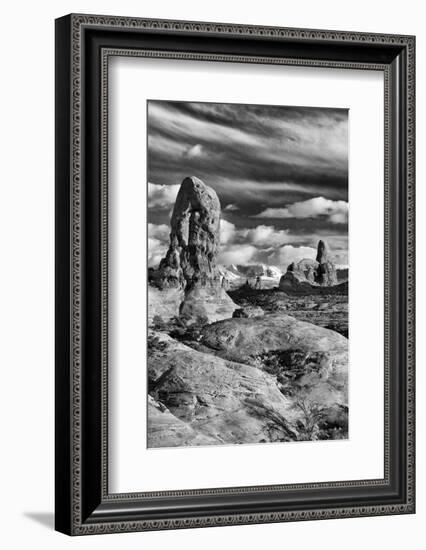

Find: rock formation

[279,241,338,291]
[146,315,348,447]
[148,331,299,447]
[200,313,348,362]
[153,176,221,290]
[149,177,237,323]
[315,240,337,286]
[278,270,314,293]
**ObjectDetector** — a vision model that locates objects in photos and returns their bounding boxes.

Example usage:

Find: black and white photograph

[147,100,349,448]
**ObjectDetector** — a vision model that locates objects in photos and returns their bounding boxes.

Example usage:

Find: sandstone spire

[315,239,337,286]
[155,176,221,290]
[316,240,329,263]
[150,176,237,322]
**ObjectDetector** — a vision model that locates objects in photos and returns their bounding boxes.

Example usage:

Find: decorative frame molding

[55,14,415,535]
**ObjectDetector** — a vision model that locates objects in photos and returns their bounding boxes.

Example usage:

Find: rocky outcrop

[199,314,348,433]
[146,314,349,445]
[147,331,299,446]
[148,395,220,448]
[278,241,339,291]
[315,240,337,286]
[179,286,237,322]
[278,270,314,293]
[149,177,237,323]
[295,258,318,283]
[152,176,221,290]
[200,313,348,363]
[148,286,184,324]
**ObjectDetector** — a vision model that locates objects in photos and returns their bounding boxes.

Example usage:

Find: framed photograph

[55,14,415,535]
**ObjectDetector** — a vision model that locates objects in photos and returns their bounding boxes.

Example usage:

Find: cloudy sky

[147,100,348,270]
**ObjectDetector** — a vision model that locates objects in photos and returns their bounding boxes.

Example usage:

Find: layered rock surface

[200,313,348,364]
[200,314,348,430]
[147,311,348,447]
[148,331,299,447]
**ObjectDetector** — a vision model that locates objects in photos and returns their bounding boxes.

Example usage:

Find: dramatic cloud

[147,101,348,268]
[148,101,348,209]
[148,182,180,209]
[254,197,348,224]
[148,219,348,270]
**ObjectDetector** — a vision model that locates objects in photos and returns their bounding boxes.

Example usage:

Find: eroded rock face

[149,177,237,322]
[148,395,220,448]
[153,176,221,290]
[199,314,348,432]
[147,331,299,447]
[148,286,184,324]
[200,313,348,363]
[296,258,318,283]
[147,311,349,448]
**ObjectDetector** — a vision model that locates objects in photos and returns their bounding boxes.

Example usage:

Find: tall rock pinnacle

[149,176,237,323]
[316,240,330,263]
[155,176,221,290]
[315,239,337,286]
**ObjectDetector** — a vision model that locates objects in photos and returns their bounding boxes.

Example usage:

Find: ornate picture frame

[55,14,415,535]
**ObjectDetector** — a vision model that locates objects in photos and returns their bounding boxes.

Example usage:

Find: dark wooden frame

[55,13,415,535]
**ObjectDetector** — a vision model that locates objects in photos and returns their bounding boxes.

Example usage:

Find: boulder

[200,313,348,366]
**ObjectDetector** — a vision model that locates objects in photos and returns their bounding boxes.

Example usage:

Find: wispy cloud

[147,100,348,266]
